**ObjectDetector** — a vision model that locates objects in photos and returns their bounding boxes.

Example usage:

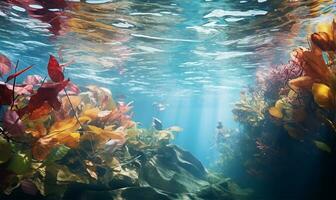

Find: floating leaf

[48,55,64,82]
[313,140,331,153]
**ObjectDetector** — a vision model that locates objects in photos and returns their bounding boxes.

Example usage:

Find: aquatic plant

[0,53,184,198]
[2,53,249,200]
[232,90,268,128]
[214,18,336,199]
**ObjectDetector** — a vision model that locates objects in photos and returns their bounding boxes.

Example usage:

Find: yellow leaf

[269,107,283,119]
[316,22,333,37]
[312,83,334,108]
[56,132,81,148]
[88,125,103,135]
[82,107,100,120]
[102,130,125,141]
[274,100,284,110]
[78,116,92,124]
[61,95,81,109]
[49,118,80,134]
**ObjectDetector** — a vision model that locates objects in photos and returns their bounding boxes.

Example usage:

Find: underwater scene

[0,0,336,199]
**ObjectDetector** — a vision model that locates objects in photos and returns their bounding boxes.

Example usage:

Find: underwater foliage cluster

[216,18,336,199]
[0,53,251,200]
[0,54,190,199]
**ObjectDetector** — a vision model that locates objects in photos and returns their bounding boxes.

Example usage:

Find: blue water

[0,0,335,166]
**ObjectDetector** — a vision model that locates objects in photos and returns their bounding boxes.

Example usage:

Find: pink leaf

[23,75,43,85]
[0,54,12,77]
[3,110,25,138]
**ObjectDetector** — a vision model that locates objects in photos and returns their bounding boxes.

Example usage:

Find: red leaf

[28,79,69,113]
[0,83,13,105]
[5,65,33,83]
[48,55,64,82]
[0,54,12,77]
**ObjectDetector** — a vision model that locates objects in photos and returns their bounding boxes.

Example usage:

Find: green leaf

[0,137,12,164]
[43,145,70,165]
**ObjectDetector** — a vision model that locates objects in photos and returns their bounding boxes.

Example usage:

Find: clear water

[0,0,335,166]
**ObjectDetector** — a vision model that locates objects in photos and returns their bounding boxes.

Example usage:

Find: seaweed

[215,18,336,199]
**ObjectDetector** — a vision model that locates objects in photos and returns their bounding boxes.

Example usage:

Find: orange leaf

[29,102,53,120]
[55,132,80,148]
[26,124,47,138]
[49,117,79,134]
[32,137,58,161]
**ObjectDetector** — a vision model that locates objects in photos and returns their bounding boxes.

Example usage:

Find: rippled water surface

[0,0,335,163]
